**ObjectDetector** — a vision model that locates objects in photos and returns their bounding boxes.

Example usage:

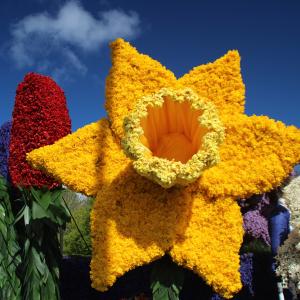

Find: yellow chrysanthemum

[27,39,300,298]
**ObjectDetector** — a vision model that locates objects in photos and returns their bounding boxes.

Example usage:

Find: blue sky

[1,0,300,132]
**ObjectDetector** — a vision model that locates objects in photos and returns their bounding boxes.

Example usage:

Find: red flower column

[9,73,71,188]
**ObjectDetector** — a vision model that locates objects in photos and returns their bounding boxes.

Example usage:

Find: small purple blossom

[243,209,271,245]
[0,121,12,180]
[240,194,271,245]
[240,253,254,295]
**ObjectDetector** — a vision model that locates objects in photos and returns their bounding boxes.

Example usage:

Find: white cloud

[9,1,140,80]
[63,48,87,74]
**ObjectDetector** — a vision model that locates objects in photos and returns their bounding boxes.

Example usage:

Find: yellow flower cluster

[170,192,243,298]
[90,157,243,299]
[122,87,224,188]
[179,50,245,121]
[106,38,177,139]
[27,119,126,197]
[199,115,300,199]
[27,38,300,299]
[106,39,245,139]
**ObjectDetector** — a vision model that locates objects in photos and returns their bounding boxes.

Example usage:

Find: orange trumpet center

[140,99,207,163]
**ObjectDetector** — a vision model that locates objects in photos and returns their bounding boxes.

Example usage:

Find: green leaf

[17,188,67,300]
[49,203,70,224]
[24,205,31,225]
[30,188,42,203]
[154,288,169,300]
[32,247,46,275]
[32,202,48,220]
[0,178,22,300]
[40,192,52,210]
[30,188,53,211]
[150,257,185,300]
[13,204,26,225]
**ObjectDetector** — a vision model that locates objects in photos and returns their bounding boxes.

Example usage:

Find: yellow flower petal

[106,38,177,139]
[170,191,243,299]
[91,165,192,291]
[27,119,128,196]
[178,50,245,119]
[199,114,300,199]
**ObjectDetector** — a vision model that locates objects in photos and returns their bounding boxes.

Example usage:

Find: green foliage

[0,176,22,300]
[241,238,271,254]
[15,187,70,300]
[150,256,185,300]
[63,195,92,256]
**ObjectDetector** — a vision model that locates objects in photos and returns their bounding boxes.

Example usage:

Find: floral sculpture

[27,39,300,298]
[9,72,71,188]
[8,72,71,300]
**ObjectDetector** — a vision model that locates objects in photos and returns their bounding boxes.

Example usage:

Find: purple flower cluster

[239,253,254,295]
[243,209,271,245]
[241,194,271,245]
[0,121,12,180]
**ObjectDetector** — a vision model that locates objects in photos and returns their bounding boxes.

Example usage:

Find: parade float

[24,39,300,299]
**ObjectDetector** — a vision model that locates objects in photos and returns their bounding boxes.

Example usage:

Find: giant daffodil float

[27,39,300,298]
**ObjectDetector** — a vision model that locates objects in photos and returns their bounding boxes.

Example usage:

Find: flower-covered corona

[122,87,225,187]
[27,39,300,298]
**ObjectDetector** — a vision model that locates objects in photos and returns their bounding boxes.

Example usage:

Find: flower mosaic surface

[9,73,71,188]
[27,39,300,298]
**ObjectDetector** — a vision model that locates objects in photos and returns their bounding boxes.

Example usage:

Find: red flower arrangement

[9,73,71,189]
